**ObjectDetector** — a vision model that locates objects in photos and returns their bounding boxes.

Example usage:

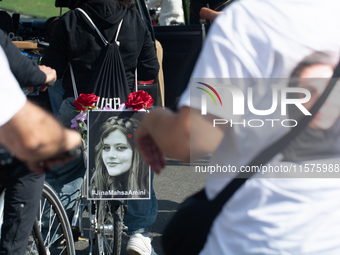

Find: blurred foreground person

[146,0,184,25]
[136,1,340,254]
[0,32,81,254]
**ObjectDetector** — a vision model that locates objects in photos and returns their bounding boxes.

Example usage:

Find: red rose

[74,93,99,111]
[125,91,153,110]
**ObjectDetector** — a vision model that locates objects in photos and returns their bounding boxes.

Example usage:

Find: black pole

[182,0,188,25]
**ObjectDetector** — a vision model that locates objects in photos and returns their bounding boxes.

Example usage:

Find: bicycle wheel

[96,201,123,255]
[27,182,76,255]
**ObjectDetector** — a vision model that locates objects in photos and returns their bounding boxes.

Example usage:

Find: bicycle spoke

[50,222,61,244]
[39,198,47,232]
[46,232,64,249]
[104,235,113,254]
[58,246,67,255]
[47,224,63,248]
[45,206,58,246]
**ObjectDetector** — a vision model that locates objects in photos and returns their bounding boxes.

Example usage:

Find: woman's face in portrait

[297,64,340,130]
[102,129,133,176]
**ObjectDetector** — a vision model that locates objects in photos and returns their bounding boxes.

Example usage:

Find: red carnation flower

[74,93,99,112]
[125,91,153,111]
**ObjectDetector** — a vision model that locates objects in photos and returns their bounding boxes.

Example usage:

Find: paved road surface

[74,157,209,255]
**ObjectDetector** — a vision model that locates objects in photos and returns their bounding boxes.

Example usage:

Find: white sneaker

[126,232,157,255]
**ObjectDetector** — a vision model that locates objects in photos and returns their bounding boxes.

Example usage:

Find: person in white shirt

[0,42,81,254]
[135,0,340,254]
[146,0,184,25]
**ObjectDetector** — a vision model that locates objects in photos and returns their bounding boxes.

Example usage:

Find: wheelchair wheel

[27,182,76,255]
[96,200,123,255]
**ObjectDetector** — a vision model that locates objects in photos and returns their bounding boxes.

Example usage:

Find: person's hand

[39,65,56,91]
[24,66,55,93]
[28,129,82,174]
[135,121,166,174]
[199,8,222,20]
[39,65,56,83]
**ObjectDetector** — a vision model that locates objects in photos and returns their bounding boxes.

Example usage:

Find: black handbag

[162,60,340,255]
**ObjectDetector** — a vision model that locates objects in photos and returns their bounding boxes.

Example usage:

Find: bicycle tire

[113,204,123,255]
[96,201,123,255]
[27,182,76,255]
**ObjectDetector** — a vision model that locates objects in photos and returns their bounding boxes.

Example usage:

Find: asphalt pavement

[74,157,209,255]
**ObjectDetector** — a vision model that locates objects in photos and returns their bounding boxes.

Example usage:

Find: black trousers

[0,168,44,255]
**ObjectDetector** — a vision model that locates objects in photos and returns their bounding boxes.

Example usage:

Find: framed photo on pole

[87,110,150,200]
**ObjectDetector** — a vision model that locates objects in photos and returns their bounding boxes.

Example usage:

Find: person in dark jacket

[41,0,159,254]
[42,0,159,101]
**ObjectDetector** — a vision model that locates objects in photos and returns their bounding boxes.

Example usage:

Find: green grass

[0,0,69,19]
[0,0,193,24]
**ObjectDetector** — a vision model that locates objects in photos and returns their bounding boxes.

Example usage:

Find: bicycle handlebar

[0,144,82,189]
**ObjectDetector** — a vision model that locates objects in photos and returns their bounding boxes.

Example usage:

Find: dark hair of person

[289,51,338,86]
[282,51,340,162]
[286,51,338,119]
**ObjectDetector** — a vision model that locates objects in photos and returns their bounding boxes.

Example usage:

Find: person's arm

[0,32,47,87]
[0,33,56,93]
[199,7,222,20]
[190,0,222,20]
[0,99,81,164]
[135,106,227,172]
[25,65,57,93]
[0,43,79,173]
[136,7,256,172]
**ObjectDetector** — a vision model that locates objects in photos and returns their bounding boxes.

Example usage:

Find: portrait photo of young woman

[87,111,150,199]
